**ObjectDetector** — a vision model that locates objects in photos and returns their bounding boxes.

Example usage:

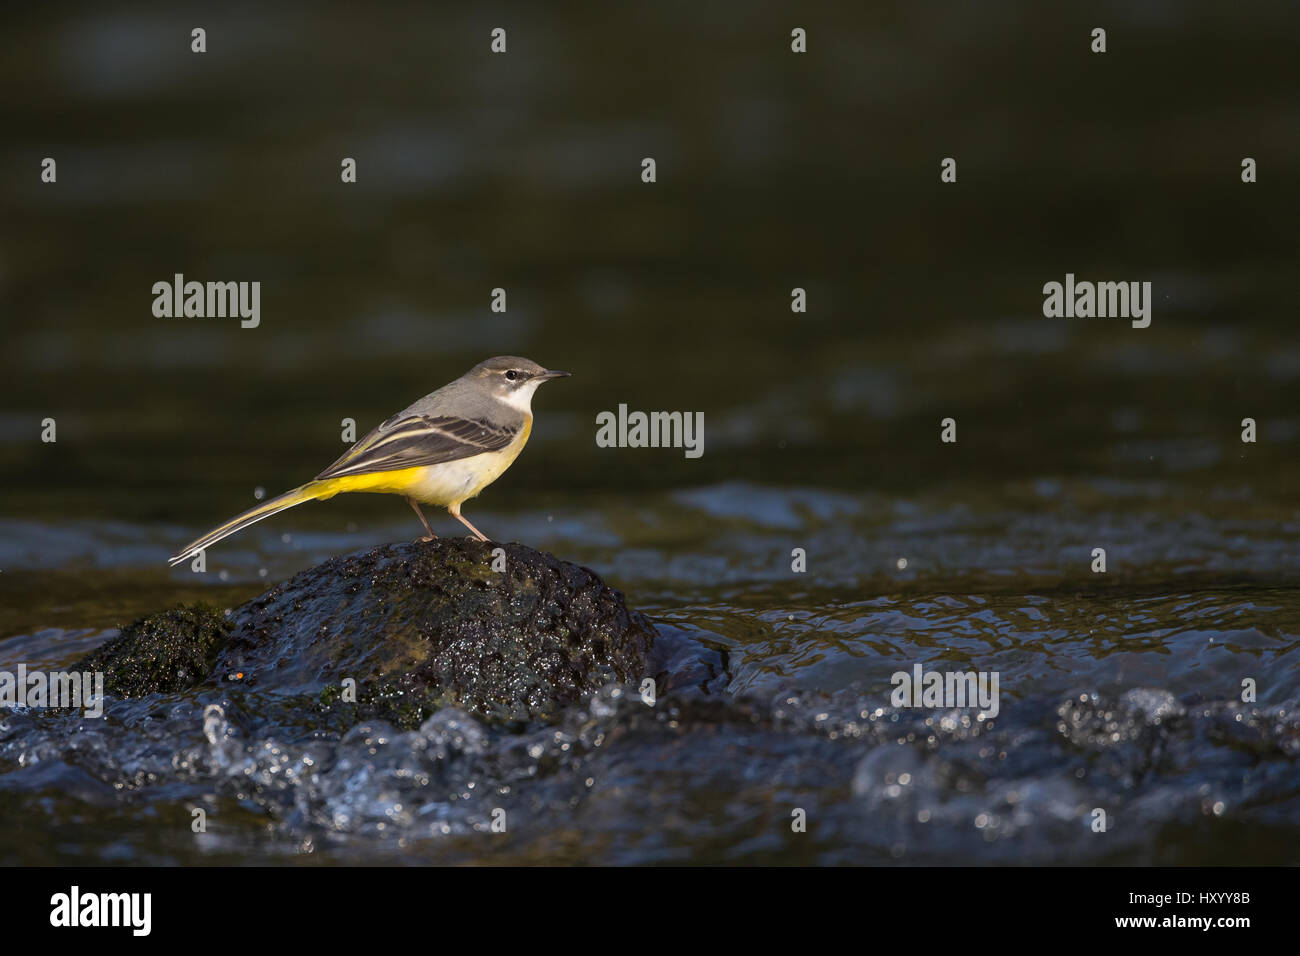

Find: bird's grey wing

[314,415,518,480]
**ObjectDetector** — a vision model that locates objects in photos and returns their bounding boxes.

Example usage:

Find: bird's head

[468,356,570,410]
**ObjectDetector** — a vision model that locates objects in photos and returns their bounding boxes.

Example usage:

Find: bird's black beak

[538,369,571,380]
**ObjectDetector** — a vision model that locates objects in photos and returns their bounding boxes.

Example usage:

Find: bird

[168,356,569,566]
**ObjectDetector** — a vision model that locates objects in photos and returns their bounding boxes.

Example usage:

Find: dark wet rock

[77,603,231,697]
[75,539,657,727]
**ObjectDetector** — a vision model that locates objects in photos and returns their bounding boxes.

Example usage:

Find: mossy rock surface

[78,540,657,727]
[78,603,231,697]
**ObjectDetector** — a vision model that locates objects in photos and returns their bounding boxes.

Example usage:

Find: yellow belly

[313,418,531,508]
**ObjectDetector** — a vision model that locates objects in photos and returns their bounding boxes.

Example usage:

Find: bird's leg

[449,505,489,542]
[406,497,437,542]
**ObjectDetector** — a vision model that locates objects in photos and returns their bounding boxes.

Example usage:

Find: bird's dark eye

[504,370,518,381]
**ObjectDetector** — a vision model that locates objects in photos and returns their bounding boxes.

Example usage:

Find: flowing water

[1,2,1299,865]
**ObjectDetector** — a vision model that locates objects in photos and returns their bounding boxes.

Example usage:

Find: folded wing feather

[315,415,518,480]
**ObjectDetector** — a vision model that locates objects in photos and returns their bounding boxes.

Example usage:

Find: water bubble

[202,704,226,745]
[254,487,266,500]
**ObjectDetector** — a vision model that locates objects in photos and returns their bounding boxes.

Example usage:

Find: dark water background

[1,2,1298,864]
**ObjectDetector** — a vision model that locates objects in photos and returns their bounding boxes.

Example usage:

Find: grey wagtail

[168,356,569,566]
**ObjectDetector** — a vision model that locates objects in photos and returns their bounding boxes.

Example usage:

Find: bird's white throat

[500,379,545,413]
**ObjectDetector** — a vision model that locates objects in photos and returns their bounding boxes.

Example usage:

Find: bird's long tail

[168,482,334,566]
